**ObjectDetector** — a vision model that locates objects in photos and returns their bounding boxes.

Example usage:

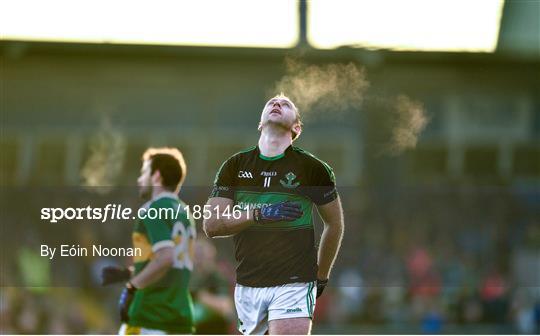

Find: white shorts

[234,281,316,335]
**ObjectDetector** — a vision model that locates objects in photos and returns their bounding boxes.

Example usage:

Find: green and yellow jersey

[129,191,196,334]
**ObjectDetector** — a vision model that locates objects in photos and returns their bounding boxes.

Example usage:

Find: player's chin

[265,118,292,129]
[266,112,284,120]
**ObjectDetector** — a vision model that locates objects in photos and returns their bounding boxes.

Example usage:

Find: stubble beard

[262,118,293,135]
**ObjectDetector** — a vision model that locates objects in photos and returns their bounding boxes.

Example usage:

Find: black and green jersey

[210,145,338,287]
[129,192,196,334]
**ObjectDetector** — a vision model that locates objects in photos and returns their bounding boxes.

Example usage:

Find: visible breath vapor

[81,117,126,191]
[273,58,369,119]
[272,58,428,154]
[364,95,428,156]
[387,95,428,154]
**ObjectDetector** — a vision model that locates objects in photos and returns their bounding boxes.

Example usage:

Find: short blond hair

[270,93,303,141]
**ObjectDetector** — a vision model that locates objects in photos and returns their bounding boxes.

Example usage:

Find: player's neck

[151,186,168,199]
[258,128,292,157]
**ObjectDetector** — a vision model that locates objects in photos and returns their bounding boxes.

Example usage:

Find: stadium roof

[0,0,538,57]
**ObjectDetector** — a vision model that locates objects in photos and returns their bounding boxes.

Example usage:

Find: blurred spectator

[480,267,509,323]
[512,288,538,334]
[407,248,442,323]
[191,237,234,334]
[332,267,364,324]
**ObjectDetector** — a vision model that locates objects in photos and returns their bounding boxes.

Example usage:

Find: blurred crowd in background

[1,184,538,334]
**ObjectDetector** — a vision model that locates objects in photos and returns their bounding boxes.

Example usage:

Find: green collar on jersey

[258,145,291,161]
[259,152,285,161]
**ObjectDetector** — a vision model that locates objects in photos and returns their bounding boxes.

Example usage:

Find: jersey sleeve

[210,155,237,200]
[142,202,175,252]
[310,160,338,205]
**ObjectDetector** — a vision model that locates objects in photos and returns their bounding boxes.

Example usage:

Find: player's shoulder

[149,192,180,209]
[291,146,333,171]
[221,145,258,165]
[147,194,193,224]
[213,146,257,181]
[231,145,258,160]
[291,146,336,183]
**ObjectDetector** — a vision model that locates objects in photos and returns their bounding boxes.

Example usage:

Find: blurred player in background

[191,237,234,334]
[101,147,196,334]
[203,94,344,334]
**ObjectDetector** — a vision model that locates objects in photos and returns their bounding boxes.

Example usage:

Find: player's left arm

[130,203,180,289]
[316,196,344,281]
[117,245,175,322]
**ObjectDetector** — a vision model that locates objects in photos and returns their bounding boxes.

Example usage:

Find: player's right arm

[203,197,255,238]
[204,155,303,238]
[203,155,253,238]
[204,198,303,237]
